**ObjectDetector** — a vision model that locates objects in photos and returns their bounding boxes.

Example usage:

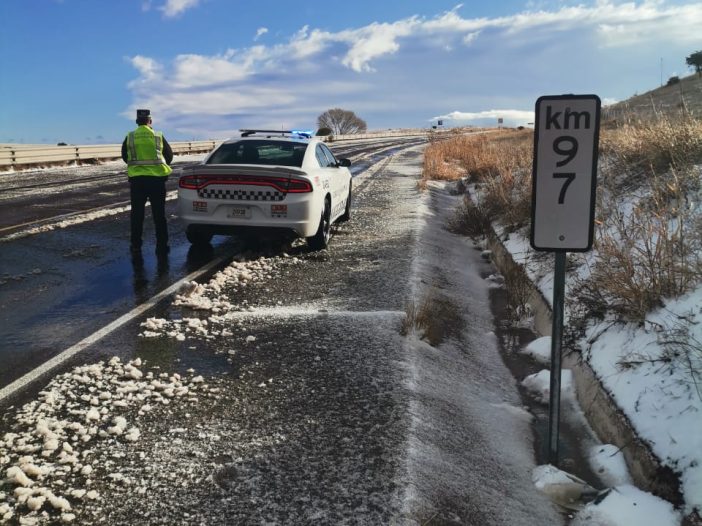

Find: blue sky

[0,0,700,144]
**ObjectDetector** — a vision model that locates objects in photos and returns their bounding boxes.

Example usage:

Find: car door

[319,144,350,221]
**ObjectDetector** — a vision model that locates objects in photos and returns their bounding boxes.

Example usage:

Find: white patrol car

[177,130,352,250]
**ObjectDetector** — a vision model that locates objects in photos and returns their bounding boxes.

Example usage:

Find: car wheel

[338,182,352,223]
[307,199,331,250]
[186,227,213,246]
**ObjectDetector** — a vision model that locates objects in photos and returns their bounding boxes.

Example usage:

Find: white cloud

[288,26,336,60]
[128,55,162,79]
[462,31,480,45]
[142,2,702,74]
[160,0,201,18]
[171,54,252,86]
[434,110,535,124]
[125,1,702,138]
[341,19,418,72]
[254,27,268,41]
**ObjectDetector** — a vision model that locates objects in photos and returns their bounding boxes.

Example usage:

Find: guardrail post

[75,147,80,162]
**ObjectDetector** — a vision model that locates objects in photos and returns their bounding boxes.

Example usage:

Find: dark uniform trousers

[129,176,168,250]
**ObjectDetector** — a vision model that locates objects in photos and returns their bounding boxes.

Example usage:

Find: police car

[177,130,352,250]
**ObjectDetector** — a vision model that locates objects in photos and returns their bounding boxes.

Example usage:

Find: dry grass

[601,116,702,178]
[421,129,533,230]
[577,165,702,322]
[421,119,702,326]
[401,291,435,337]
[582,115,702,322]
[501,260,534,322]
[448,196,493,238]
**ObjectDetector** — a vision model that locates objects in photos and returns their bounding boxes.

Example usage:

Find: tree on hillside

[686,50,702,76]
[317,108,367,135]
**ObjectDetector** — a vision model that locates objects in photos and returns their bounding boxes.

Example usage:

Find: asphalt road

[0,139,566,525]
[0,138,422,391]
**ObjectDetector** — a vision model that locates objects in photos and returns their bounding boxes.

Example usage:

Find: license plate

[227,207,250,219]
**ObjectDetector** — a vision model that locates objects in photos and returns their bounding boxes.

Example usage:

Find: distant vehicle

[177,130,352,250]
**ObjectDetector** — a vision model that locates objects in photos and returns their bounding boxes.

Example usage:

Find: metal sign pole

[548,251,567,465]
[531,93,600,467]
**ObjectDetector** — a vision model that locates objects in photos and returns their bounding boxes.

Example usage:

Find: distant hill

[603,73,702,122]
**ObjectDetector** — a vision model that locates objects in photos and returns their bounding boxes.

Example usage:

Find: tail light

[179,174,312,193]
[179,175,210,189]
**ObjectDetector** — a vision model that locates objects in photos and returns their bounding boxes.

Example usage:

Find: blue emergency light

[291,130,313,139]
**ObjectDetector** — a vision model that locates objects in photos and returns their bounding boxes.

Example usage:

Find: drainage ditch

[483,244,606,519]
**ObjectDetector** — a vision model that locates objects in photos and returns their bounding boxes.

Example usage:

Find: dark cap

[136,109,151,120]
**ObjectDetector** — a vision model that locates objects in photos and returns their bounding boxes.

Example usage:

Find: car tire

[186,227,213,246]
[307,199,331,250]
[338,182,352,223]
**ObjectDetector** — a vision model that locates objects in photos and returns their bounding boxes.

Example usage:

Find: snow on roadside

[400,179,563,524]
[490,207,702,516]
[533,465,681,526]
[138,254,306,342]
[582,290,702,516]
[572,484,682,526]
[587,444,632,487]
[0,357,213,524]
[521,368,574,404]
[520,336,551,365]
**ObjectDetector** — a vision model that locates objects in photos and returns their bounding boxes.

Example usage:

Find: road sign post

[530,94,601,466]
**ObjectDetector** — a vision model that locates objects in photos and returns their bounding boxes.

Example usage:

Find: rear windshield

[206,140,307,167]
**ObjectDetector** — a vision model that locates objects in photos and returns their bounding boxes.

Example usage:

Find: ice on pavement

[138,254,312,342]
[0,357,212,524]
[400,178,562,524]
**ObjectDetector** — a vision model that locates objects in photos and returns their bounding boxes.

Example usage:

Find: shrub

[576,167,701,322]
[448,194,493,238]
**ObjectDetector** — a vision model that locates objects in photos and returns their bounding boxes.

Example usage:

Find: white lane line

[0,253,227,404]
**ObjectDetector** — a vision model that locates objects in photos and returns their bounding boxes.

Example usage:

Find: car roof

[220,129,321,143]
[219,136,321,147]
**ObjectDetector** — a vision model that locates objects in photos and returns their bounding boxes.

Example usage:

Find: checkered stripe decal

[198,188,285,201]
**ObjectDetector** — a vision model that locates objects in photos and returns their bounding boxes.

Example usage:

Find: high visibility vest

[126,125,173,177]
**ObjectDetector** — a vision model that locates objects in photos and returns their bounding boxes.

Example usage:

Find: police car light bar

[240,129,313,138]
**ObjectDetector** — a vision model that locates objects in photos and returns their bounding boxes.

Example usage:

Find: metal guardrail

[0,130,446,169]
[328,130,436,141]
[0,141,219,170]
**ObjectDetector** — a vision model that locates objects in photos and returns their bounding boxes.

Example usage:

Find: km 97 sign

[531,95,601,252]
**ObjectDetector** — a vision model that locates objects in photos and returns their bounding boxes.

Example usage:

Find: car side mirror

[337,158,351,168]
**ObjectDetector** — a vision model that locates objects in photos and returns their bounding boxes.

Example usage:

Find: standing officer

[122,109,173,256]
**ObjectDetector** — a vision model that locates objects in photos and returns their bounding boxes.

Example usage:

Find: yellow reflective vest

[125,125,173,177]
